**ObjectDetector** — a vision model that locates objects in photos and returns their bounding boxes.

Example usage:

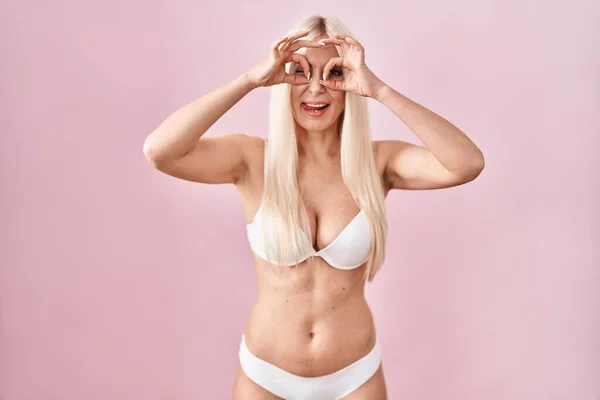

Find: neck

[295,123,341,161]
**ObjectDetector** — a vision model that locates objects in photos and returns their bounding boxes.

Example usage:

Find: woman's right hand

[245,30,324,89]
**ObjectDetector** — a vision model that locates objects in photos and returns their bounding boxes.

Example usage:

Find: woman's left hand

[318,34,387,98]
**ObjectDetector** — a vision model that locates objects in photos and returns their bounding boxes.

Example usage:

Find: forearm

[373,85,485,175]
[143,73,256,163]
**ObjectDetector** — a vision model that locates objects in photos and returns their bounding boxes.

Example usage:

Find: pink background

[1,0,598,399]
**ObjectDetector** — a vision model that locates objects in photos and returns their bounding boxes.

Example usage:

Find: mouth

[301,102,330,117]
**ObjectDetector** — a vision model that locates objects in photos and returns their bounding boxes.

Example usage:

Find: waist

[242,292,377,376]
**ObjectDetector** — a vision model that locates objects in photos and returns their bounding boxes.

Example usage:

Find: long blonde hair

[260,14,387,283]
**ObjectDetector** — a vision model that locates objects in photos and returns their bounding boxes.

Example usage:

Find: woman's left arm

[372,84,485,190]
[318,33,485,190]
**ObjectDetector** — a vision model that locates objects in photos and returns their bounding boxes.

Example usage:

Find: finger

[288,30,311,40]
[319,37,345,47]
[287,53,311,81]
[343,36,364,50]
[286,39,324,54]
[343,36,359,45]
[280,30,310,51]
[283,73,309,85]
[329,34,363,48]
[272,36,290,57]
[332,33,351,40]
[283,59,311,85]
[320,78,345,91]
[322,56,346,81]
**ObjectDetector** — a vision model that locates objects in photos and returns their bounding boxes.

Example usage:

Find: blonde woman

[143,14,484,400]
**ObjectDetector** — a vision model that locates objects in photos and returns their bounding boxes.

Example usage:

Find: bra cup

[246,205,372,270]
[316,212,372,269]
[246,222,272,264]
[246,222,312,267]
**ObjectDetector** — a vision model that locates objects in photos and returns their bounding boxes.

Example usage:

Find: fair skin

[289,35,346,162]
[143,30,485,399]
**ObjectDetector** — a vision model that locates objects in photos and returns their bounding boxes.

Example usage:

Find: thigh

[231,360,284,400]
[340,362,388,400]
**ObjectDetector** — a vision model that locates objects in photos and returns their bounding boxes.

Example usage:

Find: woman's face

[290,35,346,134]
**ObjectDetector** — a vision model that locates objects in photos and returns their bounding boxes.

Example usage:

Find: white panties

[238,333,382,400]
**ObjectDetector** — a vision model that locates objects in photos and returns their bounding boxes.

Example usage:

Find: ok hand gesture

[246,30,324,88]
[318,34,386,98]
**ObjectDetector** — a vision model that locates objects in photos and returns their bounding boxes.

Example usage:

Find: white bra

[246,202,372,270]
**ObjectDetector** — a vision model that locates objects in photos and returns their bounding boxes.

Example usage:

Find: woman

[143,14,484,400]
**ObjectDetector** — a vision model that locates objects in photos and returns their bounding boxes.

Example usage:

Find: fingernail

[307,71,311,81]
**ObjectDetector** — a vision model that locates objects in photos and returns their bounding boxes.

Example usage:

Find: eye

[295,68,342,76]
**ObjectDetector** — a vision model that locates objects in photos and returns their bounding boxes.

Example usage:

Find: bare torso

[234,138,390,378]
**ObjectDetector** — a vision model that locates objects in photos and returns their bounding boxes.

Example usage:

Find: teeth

[305,103,328,107]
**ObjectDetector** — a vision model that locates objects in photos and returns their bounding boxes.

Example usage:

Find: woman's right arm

[143,30,320,185]
[142,73,259,185]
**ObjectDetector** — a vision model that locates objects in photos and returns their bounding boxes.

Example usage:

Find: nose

[308,71,326,93]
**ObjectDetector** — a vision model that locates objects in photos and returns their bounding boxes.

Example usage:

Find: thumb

[320,79,345,91]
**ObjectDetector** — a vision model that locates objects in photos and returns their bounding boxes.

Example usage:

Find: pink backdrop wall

[1,0,598,399]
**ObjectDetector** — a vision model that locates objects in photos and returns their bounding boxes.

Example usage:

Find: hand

[245,30,324,89]
[318,34,387,98]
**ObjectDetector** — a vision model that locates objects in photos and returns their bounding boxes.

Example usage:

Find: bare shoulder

[240,133,266,151]
[373,140,391,159]
[236,133,264,160]
[239,134,266,169]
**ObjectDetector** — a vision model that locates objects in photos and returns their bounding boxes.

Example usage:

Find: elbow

[464,153,485,181]
[143,138,165,168]
[475,151,485,173]
[142,139,151,159]
[143,138,155,161]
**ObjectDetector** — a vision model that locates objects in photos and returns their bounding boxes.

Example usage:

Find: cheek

[334,94,345,109]
[333,90,345,102]
[290,89,302,105]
